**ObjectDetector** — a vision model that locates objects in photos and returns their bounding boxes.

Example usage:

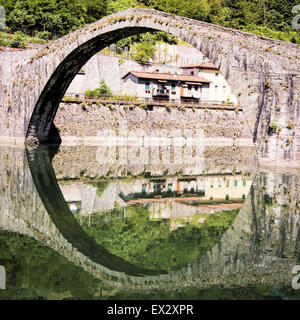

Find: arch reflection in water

[0,143,300,299]
[30,141,258,279]
[56,143,254,272]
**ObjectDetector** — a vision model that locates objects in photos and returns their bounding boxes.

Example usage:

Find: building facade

[181,62,238,105]
[121,71,210,104]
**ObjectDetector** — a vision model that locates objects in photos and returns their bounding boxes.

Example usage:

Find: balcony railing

[181,91,200,99]
[63,93,237,108]
[152,89,169,97]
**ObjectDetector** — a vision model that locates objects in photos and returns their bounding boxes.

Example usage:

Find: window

[191,71,194,75]
[226,180,230,187]
[188,85,192,91]
[171,83,176,94]
[243,181,246,186]
[145,82,150,94]
[215,73,219,77]
[195,86,198,91]
[234,180,238,187]
[210,181,214,188]
[218,180,222,187]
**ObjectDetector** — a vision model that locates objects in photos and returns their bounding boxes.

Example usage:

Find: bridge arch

[21,8,297,144]
[27,9,240,143]
[0,8,298,159]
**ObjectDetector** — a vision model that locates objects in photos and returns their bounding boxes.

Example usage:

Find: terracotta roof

[181,62,219,70]
[122,71,210,83]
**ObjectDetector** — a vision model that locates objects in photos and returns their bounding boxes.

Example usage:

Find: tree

[106,0,139,15]
[98,79,112,97]
[131,41,156,64]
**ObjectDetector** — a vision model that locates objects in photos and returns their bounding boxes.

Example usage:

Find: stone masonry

[0,8,299,161]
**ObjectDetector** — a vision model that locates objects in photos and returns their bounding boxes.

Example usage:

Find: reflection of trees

[0,229,105,300]
[77,205,238,271]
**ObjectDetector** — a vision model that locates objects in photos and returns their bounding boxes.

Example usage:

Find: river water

[0,141,299,300]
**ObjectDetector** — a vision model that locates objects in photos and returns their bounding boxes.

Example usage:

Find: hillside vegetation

[0,0,299,45]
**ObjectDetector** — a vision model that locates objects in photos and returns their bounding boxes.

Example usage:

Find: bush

[10,32,26,48]
[269,122,278,132]
[98,79,112,97]
[0,32,9,46]
[0,31,26,48]
[85,82,138,102]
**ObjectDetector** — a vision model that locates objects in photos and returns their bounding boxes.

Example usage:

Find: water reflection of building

[203,174,251,200]
[58,173,252,217]
[122,174,252,202]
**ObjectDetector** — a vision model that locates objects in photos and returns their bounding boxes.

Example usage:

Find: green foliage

[0,31,26,48]
[106,0,140,15]
[85,80,137,101]
[98,79,112,97]
[0,0,107,34]
[269,121,278,131]
[0,229,106,300]
[145,0,300,44]
[86,180,109,197]
[85,80,112,99]
[0,0,298,46]
[77,206,238,271]
[130,41,156,64]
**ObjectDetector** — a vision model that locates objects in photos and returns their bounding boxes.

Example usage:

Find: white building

[181,62,238,105]
[122,61,238,105]
[122,71,211,104]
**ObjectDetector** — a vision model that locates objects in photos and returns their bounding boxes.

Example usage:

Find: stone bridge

[0,8,299,160]
[0,145,299,291]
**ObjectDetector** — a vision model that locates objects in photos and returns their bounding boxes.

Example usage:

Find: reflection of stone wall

[61,182,125,216]
[53,145,257,180]
[149,201,203,219]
